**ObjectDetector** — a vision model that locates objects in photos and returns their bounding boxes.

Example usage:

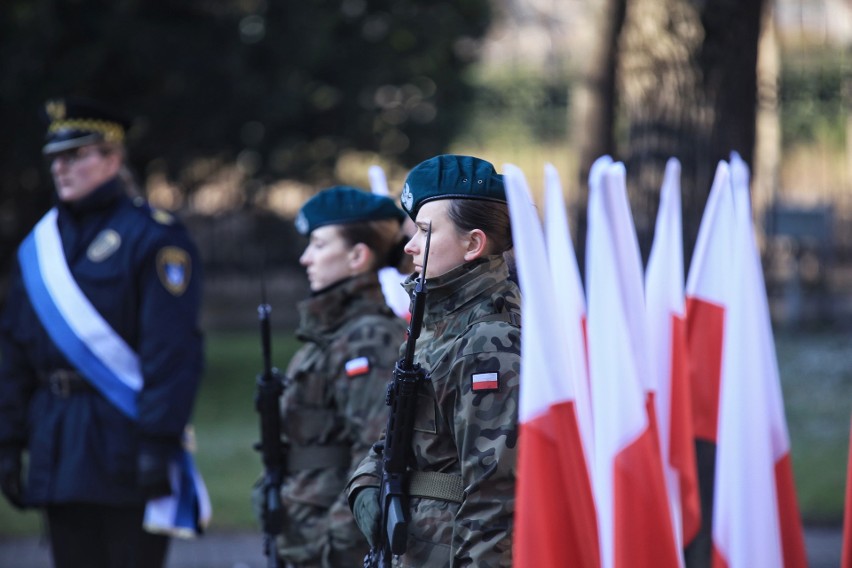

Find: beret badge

[295,211,309,235]
[401,183,414,211]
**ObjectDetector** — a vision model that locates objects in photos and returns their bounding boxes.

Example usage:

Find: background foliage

[0,0,493,274]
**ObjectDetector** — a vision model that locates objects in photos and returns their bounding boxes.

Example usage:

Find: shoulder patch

[156,246,191,296]
[345,356,370,378]
[471,372,499,392]
[152,209,175,225]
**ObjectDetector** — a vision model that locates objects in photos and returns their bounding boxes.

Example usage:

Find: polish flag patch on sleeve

[345,356,370,378]
[471,372,499,391]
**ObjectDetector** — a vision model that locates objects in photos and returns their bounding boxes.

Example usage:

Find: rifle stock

[366,225,431,568]
[255,300,286,568]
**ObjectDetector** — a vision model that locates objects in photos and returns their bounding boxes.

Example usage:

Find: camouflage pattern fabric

[348,256,521,567]
[267,273,407,567]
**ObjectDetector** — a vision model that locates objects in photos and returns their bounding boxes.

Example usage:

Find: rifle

[254,285,286,568]
[365,225,432,568]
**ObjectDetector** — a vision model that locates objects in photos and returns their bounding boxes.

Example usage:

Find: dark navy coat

[0,176,204,506]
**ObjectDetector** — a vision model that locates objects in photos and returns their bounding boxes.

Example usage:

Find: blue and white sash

[18,208,212,537]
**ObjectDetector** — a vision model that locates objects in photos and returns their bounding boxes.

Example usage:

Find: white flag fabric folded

[505,163,600,568]
[586,160,679,568]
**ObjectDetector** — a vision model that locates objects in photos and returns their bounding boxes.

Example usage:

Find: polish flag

[684,162,733,446]
[543,162,594,461]
[645,158,701,551]
[843,416,852,568]
[586,161,679,568]
[708,153,807,568]
[504,163,600,568]
[682,161,734,559]
[368,164,411,320]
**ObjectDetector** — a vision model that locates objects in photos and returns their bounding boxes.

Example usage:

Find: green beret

[295,185,405,235]
[400,154,506,219]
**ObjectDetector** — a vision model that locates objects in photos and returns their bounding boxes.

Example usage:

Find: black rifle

[365,225,432,568]
[254,287,286,568]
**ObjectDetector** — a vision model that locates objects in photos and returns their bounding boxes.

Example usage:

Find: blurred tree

[0,0,492,282]
[574,0,766,271]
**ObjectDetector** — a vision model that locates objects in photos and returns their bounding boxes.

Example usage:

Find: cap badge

[87,229,121,262]
[45,100,66,121]
[295,211,309,235]
[401,183,413,210]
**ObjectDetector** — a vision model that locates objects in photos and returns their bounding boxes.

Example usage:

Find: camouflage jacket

[347,256,522,568]
[276,273,407,567]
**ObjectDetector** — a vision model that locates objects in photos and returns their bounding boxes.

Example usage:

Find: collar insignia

[87,229,122,262]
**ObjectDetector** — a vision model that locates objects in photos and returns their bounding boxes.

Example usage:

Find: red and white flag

[708,153,807,568]
[586,161,679,568]
[505,163,600,568]
[645,157,701,552]
[368,164,411,320]
[543,162,594,459]
[684,161,733,445]
[842,416,852,568]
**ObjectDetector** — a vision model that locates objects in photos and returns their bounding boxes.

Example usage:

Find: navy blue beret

[295,185,406,235]
[400,154,506,219]
[42,96,132,155]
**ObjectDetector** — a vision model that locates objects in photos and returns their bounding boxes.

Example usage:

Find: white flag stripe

[368,164,390,196]
[685,161,732,302]
[543,162,594,463]
[504,163,579,421]
[368,164,411,319]
[729,152,791,458]
[713,161,784,566]
[587,161,651,568]
[645,157,687,561]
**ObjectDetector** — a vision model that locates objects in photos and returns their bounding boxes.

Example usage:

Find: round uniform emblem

[156,246,191,296]
[87,229,122,262]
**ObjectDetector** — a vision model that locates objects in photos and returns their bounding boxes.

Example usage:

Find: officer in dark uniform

[0,97,205,568]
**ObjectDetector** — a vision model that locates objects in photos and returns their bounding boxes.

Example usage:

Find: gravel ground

[0,525,844,567]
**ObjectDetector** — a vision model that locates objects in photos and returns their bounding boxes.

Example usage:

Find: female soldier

[347,155,521,567]
[255,186,409,567]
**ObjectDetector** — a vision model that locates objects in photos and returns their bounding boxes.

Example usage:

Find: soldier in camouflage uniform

[254,186,409,567]
[347,155,521,567]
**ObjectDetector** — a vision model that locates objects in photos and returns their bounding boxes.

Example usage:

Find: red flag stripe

[685,296,725,443]
[516,403,600,568]
[613,424,680,568]
[843,417,852,568]
[669,314,701,544]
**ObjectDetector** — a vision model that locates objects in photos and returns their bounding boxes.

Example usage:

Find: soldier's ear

[349,242,374,273]
[462,229,488,262]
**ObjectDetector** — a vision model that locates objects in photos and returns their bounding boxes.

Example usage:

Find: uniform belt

[38,369,95,397]
[286,445,351,472]
[408,471,465,504]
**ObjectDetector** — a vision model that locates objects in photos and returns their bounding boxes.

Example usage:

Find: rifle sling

[407,471,465,504]
[286,445,350,472]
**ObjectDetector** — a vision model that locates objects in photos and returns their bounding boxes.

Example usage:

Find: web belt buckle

[49,370,76,398]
